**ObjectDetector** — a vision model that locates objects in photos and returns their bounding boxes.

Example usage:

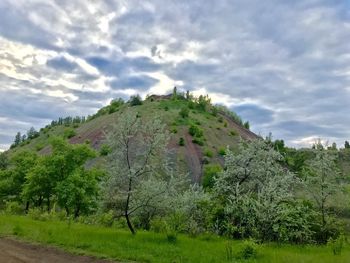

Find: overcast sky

[0,0,350,151]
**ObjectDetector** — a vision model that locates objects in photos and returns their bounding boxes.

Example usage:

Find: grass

[0,215,349,263]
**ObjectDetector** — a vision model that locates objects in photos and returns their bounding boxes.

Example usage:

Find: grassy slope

[0,215,349,263]
[8,99,257,182]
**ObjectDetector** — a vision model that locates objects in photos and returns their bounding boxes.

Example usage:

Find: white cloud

[1,0,350,150]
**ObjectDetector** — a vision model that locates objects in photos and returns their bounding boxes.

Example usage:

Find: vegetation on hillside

[1,91,350,261]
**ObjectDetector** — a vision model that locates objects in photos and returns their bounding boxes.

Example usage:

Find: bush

[203,164,222,189]
[129,95,143,106]
[204,149,213,158]
[218,147,226,156]
[179,107,189,118]
[328,234,346,255]
[100,144,111,156]
[166,232,177,243]
[189,125,203,138]
[171,127,178,134]
[230,130,237,136]
[164,106,169,111]
[5,201,23,215]
[179,137,185,146]
[239,240,258,259]
[192,138,204,146]
[63,128,76,139]
[151,218,167,233]
[28,208,46,221]
[98,211,115,227]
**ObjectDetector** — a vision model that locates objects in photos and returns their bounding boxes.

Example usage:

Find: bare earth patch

[0,238,116,263]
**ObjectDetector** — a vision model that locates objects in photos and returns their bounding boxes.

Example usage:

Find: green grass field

[0,215,349,263]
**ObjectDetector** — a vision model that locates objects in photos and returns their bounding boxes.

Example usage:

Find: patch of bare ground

[0,238,117,263]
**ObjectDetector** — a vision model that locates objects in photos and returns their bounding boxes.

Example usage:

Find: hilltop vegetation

[1,90,350,261]
[7,89,256,183]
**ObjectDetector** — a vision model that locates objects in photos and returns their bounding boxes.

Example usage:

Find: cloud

[1,0,350,150]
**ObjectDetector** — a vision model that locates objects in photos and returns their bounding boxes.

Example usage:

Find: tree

[213,139,301,242]
[104,111,169,234]
[303,144,340,240]
[56,168,103,218]
[27,127,39,139]
[172,86,177,100]
[243,121,250,130]
[197,95,211,111]
[129,95,142,106]
[22,137,96,212]
[0,151,38,209]
[14,132,21,146]
[345,141,350,149]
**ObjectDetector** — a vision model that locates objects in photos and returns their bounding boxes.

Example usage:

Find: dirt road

[0,238,115,263]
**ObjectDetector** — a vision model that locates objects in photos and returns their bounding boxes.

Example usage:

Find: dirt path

[0,238,116,263]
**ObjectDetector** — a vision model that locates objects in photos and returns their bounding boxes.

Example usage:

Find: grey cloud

[1,0,350,150]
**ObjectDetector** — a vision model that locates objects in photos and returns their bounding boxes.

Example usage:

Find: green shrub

[85,139,91,144]
[166,232,177,243]
[203,164,222,189]
[5,201,23,215]
[202,157,210,165]
[189,125,203,138]
[28,208,45,221]
[98,211,114,227]
[129,95,143,106]
[192,138,204,146]
[218,147,226,156]
[164,106,169,111]
[204,149,213,158]
[63,128,76,139]
[239,240,258,259]
[179,137,185,146]
[100,144,111,156]
[171,127,178,134]
[151,218,167,233]
[218,116,223,123]
[179,107,189,118]
[224,122,228,127]
[230,130,237,136]
[328,234,345,255]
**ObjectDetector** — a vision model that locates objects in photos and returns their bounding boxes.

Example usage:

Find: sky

[0,0,350,151]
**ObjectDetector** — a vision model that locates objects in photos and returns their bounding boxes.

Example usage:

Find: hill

[7,94,258,183]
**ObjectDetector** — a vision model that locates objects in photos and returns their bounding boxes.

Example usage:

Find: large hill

[8,94,258,183]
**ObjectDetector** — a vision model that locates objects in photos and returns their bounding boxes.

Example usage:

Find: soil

[0,238,116,263]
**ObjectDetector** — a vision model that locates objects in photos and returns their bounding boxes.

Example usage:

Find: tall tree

[104,111,169,234]
[14,132,21,146]
[303,144,339,230]
[345,141,350,149]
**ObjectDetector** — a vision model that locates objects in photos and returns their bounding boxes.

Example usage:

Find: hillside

[8,95,258,183]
